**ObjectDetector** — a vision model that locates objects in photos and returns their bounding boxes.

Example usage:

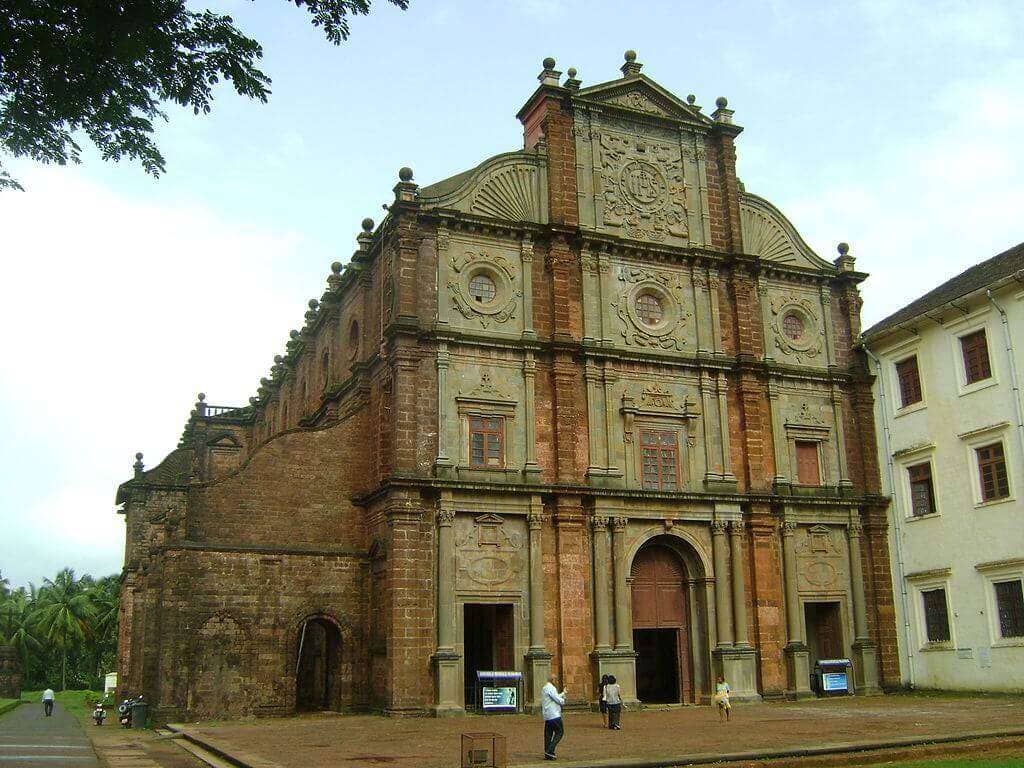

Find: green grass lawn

[20,690,107,724]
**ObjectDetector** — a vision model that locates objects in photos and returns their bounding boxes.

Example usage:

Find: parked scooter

[92,702,106,726]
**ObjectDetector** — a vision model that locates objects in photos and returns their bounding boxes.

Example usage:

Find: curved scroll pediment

[419,151,547,224]
[740,193,834,272]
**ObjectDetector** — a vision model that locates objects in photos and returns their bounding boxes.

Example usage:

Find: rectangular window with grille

[976,442,1010,502]
[921,589,950,643]
[908,462,936,516]
[960,330,992,384]
[469,415,504,468]
[896,355,923,407]
[795,440,821,485]
[922,588,951,643]
[640,429,679,490]
[995,580,1024,639]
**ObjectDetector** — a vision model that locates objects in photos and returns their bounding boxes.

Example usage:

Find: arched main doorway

[295,617,342,711]
[631,541,696,703]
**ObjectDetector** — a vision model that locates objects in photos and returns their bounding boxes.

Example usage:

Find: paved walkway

[0,701,99,766]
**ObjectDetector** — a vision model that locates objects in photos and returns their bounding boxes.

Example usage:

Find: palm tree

[34,569,95,690]
[0,571,9,599]
[0,586,41,673]
[87,576,120,681]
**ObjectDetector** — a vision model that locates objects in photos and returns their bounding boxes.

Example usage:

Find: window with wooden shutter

[922,588,951,643]
[995,580,1024,639]
[976,442,1009,502]
[896,356,923,407]
[795,440,821,485]
[640,429,679,490]
[469,416,504,468]
[960,330,992,384]
[908,462,936,516]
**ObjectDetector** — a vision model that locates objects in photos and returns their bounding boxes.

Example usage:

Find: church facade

[117,52,897,722]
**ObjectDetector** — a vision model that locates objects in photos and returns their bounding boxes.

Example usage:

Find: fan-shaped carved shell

[471,166,539,222]
[741,205,798,264]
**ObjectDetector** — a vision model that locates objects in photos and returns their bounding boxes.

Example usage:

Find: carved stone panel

[443,236,523,336]
[454,514,528,592]
[795,524,849,594]
[767,288,825,366]
[610,264,694,351]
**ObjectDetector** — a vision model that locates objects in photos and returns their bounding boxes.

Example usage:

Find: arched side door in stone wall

[631,544,693,703]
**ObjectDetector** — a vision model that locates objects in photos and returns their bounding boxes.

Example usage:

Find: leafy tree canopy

[0,0,409,190]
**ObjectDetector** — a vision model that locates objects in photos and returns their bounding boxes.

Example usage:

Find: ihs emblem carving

[597,133,688,243]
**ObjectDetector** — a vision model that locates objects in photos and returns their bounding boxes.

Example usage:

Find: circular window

[468,273,497,304]
[782,312,805,341]
[635,292,664,326]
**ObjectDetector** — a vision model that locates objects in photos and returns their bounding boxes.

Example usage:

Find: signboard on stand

[482,686,517,711]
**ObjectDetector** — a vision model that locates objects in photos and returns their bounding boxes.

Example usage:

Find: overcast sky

[1,0,1022,589]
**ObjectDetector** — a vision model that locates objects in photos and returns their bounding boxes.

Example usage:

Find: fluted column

[729,521,750,648]
[847,517,870,642]
[436,501,456,651]
[592,515,612,650]
[782,520,803,644]
[611,517,632,649]
[712,520,733,648]
[528,505,546,651]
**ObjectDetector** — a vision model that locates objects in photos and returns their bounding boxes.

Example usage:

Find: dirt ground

[178,693,1024,768]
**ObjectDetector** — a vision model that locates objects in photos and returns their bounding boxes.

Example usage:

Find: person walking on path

[41,688,55,717]
[605,675,623,730]
[714,675,732,722]
[541,674,567,761]
[598,674,610,728]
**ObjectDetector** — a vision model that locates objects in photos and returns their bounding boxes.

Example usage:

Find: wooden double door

[631,544,694,703]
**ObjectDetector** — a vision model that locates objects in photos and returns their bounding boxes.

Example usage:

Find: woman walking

[598,674,610,728]
[605,675,623,730]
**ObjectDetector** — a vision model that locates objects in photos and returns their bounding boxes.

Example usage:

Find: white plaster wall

[871,281,1024,692]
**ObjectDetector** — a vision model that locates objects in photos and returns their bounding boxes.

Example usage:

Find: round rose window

[782,312,805,341]
[635,292,664,326]
[468,273,497,304]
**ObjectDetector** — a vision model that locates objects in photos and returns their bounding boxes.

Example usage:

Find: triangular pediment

[575,75,711,127]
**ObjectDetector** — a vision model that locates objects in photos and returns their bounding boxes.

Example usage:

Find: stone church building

[117,52,897,722]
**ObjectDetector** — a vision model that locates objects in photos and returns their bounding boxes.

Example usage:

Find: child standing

[605,675,623,730]
[714,675,731,722]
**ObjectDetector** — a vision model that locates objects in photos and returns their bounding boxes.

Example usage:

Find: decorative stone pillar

[781,518,812,698]
[433,496,462,716]
[711,520,734,648]
[434,344,453,477]
[847,515,881,694]
[524,499,551,712]
[585,362,607,480]
[591,515,612,650]
[603,515,639,709]
[520,235,535,340]
[831,388,853,490]
[522,354,540,481]
[729,521,750,649]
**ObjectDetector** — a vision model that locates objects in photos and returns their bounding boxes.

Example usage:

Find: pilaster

[433,495,462,716]
[781,517,812,699]
[847,513,881,694]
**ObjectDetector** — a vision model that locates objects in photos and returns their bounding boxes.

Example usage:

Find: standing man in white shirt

[41,688,55,717]
[540,674,567,761]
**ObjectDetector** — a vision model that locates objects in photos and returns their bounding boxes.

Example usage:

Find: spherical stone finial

[361,217,374,232]
[308,299,319,310]
[567,67,577,78]
[398,167,414,182]
[624,50,637,62]
[687,94,696,105]
[716,96,728,109]
[135,452,143,461]
[331,261,342,274]
[289,329,300,339]
[260,377,270,386]
[273,355,283,364]
[542,56,556,70]
[838,242,850,256]
[197,392,206,402]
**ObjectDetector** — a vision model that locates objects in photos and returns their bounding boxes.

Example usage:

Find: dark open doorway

[634,628,680,703]
[463,603,514,708]
[296,617,342,711]
[804,601,844,666]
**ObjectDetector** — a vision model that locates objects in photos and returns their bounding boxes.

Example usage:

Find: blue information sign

[822,672,848,692]
[482,686,517,710]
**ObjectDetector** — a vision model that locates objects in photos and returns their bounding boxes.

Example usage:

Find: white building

[862,243,1024,692]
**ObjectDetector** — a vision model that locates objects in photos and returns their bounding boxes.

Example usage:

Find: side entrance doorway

[463,603,514,709]
[804,601,844,666]
[295,617,342,711]
[631,543,694,703]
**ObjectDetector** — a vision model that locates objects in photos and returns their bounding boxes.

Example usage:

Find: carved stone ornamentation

[788,400,828,428]
[611,266,692,350]
[596,131,688,243]
[606,90,671,117]
[454,513,526,589]
[458,370,512,402]
[447,251,522,329]
[770,295,823,363]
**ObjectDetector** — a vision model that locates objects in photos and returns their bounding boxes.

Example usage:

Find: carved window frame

[784,416,831,487]
[620,391,699,490]
[456,397,518,476]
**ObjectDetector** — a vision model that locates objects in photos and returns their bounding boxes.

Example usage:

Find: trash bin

[130,700,148,728]
[461,733,507,768]
[812,658,853,696]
